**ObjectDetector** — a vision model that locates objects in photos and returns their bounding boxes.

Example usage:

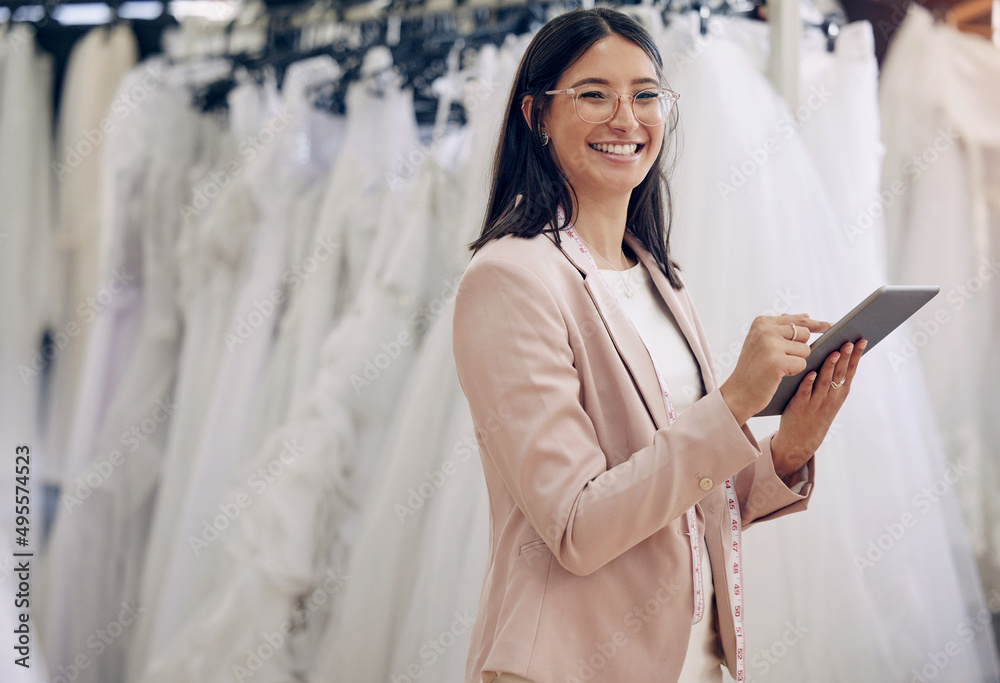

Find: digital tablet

[755,285,940,417]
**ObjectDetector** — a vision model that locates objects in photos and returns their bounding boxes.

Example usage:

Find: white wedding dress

[658,12,998,681]
[0,25,53,683]
[125,57,258,682]
[139,69,333,675]
[0,23,54,529]
[40,66,211,683]
[309,35,529,683]
[45,24,139,489]
[880,5,1000,609]
[141,55,454,682]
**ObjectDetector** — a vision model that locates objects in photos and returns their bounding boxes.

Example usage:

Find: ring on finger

[830,379,845,389]
[789,323,797,340]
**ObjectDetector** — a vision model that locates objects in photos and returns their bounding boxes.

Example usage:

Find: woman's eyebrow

[568,76,661,88]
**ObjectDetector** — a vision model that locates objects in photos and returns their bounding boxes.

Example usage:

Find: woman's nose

[608,94,639,132]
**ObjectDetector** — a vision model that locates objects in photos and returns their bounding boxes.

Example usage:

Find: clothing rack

[2,0,836,125]
[178,0,555,125]
[170,0,779,107]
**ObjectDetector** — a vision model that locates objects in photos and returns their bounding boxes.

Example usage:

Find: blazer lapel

[549,231,670,429]
[548,229,718,430]
[624,232,716,394]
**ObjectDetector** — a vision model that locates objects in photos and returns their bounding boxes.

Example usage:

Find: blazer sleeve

[734,430,815,529]
[674,284,816,529]
[453,256,789,577]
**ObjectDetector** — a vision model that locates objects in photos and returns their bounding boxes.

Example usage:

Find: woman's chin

[576,176,649,199]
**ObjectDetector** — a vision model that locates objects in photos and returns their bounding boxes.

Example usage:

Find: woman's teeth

[589,142,639,156]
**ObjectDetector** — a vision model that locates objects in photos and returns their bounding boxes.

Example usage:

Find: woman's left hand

[770,338,867,479]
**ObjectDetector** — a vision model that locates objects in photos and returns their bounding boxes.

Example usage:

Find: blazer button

[699,477,713,491]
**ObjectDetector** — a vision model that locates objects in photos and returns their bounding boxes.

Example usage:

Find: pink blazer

[452,228,815,683]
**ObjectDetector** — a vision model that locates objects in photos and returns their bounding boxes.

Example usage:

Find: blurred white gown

[45,24,138,488]
[39,65,206,683]
[141,57,460,682]
[130,57,341,681]
[0,25,52,683]
[139,66,339,680]
[308,37,527,682]
[0,24,54,531]
[880,5,1000,607]
[659,12,999,682]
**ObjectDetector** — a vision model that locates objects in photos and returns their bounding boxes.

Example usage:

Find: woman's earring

[540,131,549,146]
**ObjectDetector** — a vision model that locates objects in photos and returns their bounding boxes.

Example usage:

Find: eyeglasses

[544,85,680,126]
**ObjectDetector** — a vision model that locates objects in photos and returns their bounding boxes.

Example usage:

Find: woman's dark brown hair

[469,7,682,288]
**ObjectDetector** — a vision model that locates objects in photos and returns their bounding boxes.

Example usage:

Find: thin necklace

[577,232,636,298]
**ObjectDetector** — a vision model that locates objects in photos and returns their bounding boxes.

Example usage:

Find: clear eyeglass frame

[544,85,680,126]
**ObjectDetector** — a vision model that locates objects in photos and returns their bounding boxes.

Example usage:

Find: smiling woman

[453,7,866,683]
[469,7,685,288]
[530,38,677,234]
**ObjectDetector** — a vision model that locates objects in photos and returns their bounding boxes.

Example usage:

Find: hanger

[801,12,843,52]
[821,14,839,52]
[307,48,364,114]
[29,0,57,29]
[103,0,123,33]
[662,0,761,36]
[697,2,710,35]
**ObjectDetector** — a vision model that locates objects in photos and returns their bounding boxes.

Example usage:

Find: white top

[599,262,723,682]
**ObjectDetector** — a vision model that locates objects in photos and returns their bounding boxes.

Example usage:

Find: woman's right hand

[719,313,832,426]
